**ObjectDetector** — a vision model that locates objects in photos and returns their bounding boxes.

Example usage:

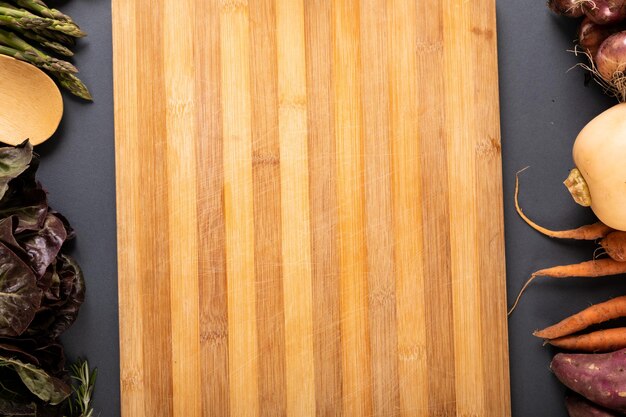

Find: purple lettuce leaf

[0,242,41,337]
[0,142,33,201]
[19,214,67,279]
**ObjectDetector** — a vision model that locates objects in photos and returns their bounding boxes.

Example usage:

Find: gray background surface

[27,1,625,416]
[38,1,119,416]
[497,2,626,416]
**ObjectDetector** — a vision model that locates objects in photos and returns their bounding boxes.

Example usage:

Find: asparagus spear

[15,0,73,23]
[0,12,48,30]
[32,27,75,46]
[19,29,73,56]
[53,72,92,101]
[0,44,67,72]
[0,5,84,37]
[0,27,75,72]
[0,2,91,100]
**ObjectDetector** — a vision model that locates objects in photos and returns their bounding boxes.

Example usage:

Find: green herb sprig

[66,359,97,417]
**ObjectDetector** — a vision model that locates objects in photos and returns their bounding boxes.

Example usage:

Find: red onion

[583,0,626,25]
[548,0,585,17]
[579,17,625,57]
[596,30,626,82]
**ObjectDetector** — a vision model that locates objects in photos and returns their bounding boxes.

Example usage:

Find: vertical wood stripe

[388,0,430,414]
[112,0,145,416]
[113,0,511,415]
[164,0,202,415]
[470,2,512,416]
[194,0,230,415]
[441,1,503,415]
[275,0,317,415]
[303,1,344,415]
[331,1,373,415]
[219,2,260,417]
[248,0,287,414]
[359,1,400,415]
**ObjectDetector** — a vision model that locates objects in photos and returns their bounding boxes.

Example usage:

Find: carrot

[515,171,614,240]
[547,327,626,352]
[534,295,626,339]
[508,259,626,315]
[601,231,626,262]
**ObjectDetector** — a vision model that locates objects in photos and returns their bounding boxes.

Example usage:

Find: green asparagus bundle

[0,0,90,100]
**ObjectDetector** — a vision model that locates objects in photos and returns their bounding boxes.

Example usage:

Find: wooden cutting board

[112,0,511,416]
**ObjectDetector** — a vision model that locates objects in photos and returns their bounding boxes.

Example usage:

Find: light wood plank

[413,1,458,415]
[358,1,400,415]
[442,1,494,415]
[331,1,373,415]
[248,0,287,413]
[219,2,260,416]
[469,3,512,416]
[275,0,316,415]
[303,2,344,415]
[163,0,202,416]
[193,1,231,415]
[387,0,430,414]
[112,0,146,415]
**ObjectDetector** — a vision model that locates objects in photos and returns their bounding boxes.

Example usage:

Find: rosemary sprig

[66,358,97,417]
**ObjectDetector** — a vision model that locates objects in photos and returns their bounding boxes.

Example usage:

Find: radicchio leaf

[0,357,71,405]
[0,338,66,378]
[6,189,49,234]
[0,342,39,365]
[0,242,41,337]
[0,142,89,415]
[27,255,85,339]
[20,214,67,278]
[0,142,33,201]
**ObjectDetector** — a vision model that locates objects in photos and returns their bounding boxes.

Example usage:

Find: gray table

[498,1,626,416]
[34,1,626,416]
[38,0,119,415]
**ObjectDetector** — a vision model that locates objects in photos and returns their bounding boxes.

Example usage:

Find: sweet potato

[552,349,626,412]
[566,392,624,417]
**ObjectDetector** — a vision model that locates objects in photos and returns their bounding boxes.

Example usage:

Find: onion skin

[549,0,585,17]
[572,103,626,231]
[584,0,626,25]
[579,17,625,58]
[596,31,626,81]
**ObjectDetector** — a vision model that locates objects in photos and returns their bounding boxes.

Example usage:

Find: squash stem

[564,168,592,207]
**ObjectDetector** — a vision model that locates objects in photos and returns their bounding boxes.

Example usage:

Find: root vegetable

[579,17,626,58]
[535,295,626,339]
[583,0,626,25]
[515,171,614,240]
[566,393,624,417]
[601,232,626,261]
[551,348,626,411]
[509,259,626,315]
[510,172,626,314]
[547,328,626,351]
[597,32,626,81]
[568,103,626,228]
[550,0,586,17]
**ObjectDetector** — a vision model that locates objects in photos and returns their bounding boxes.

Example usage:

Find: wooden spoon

[0,55,63,146]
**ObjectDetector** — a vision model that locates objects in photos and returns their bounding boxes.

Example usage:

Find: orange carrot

[515,172,614,240]
[601,231,626,262]
[546,327,626,352]
[534,295,626,339]
[508,259,626,315]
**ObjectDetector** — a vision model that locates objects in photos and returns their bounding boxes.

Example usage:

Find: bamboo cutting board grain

[112,0,511,416]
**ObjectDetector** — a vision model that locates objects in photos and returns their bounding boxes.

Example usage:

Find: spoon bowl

[0,55,63,146]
